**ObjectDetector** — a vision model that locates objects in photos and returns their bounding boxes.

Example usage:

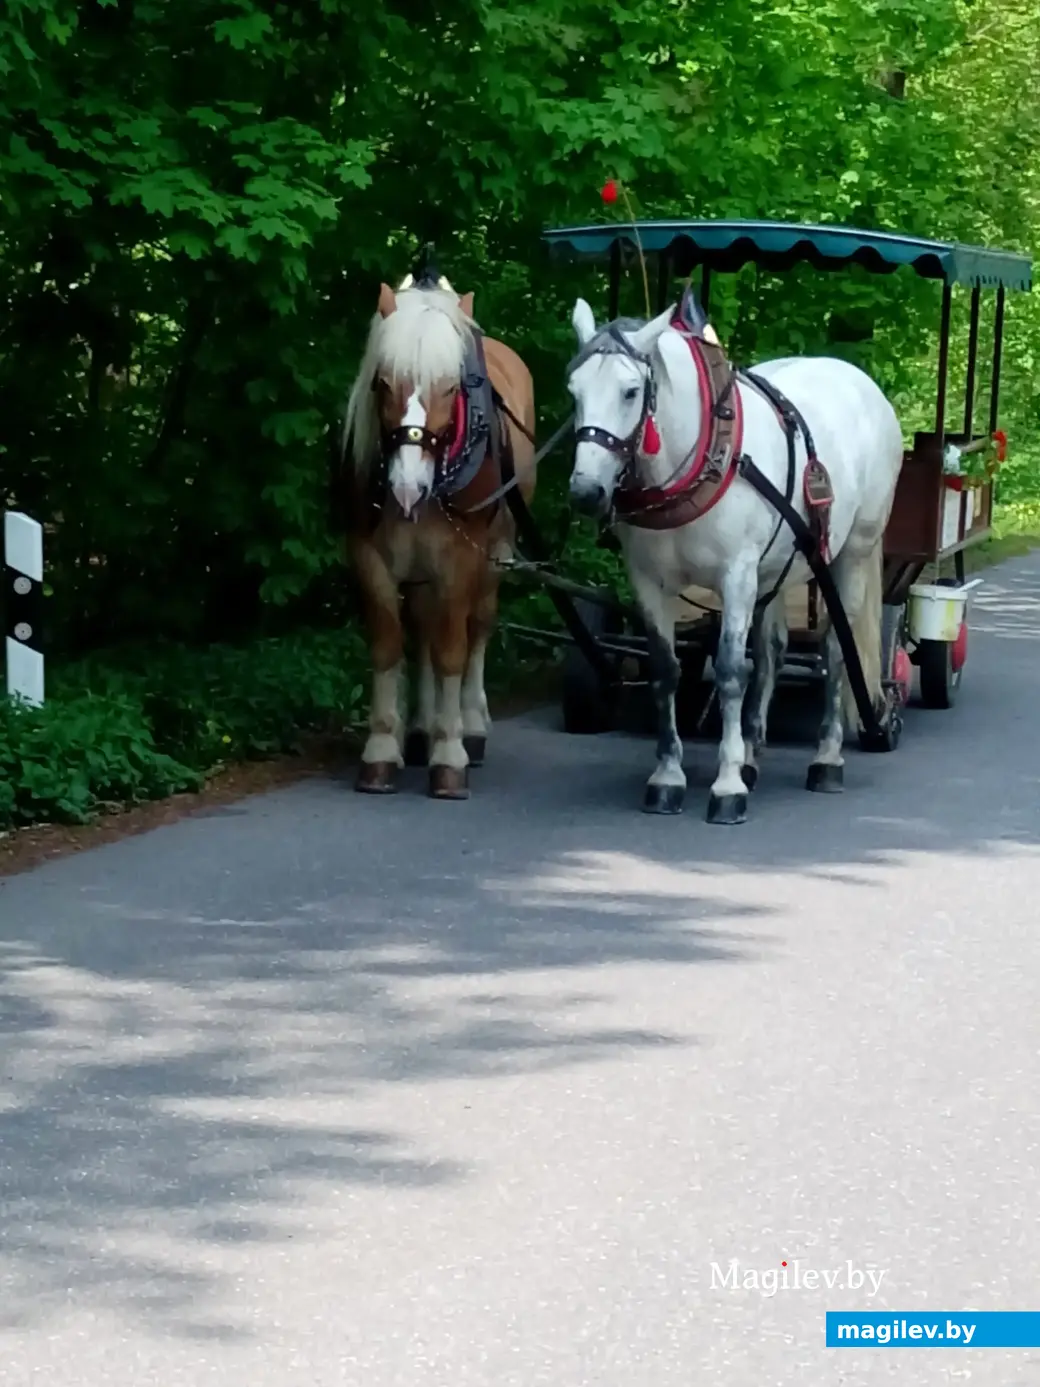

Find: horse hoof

[429,765,470,800]
[643,782,685,815]
[706,791,748,825]
[355,761,398,795]
[404,731,430,767]
[463,735,486,768]
[806,762,844,793]
[741,763,759,792]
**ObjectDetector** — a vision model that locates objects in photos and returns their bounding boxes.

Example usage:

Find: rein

[457,398,574,517]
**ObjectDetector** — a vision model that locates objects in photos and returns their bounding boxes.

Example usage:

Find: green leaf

[212,12,274,49]
[138,183,176,216]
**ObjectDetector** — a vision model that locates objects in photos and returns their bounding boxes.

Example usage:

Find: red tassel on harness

[641,414,661,456]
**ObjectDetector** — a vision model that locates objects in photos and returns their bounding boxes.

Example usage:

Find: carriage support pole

[989,284,1006,434]
[952,284,983,583]
[608,241,621,320]
[656,251,671,313]
[963,285,981,435]
[935,283,952,435]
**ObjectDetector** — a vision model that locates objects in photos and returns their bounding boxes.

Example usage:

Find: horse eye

[623,385,640,402]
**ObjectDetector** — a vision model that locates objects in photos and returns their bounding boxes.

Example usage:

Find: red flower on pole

[993,429,1008,462]
[601,179,619,205]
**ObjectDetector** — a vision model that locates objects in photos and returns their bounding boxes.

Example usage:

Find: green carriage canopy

[542,219,1032,292]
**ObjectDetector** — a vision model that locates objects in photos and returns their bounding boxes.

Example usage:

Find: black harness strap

[739,369,801,547]
[738,367,817,612]
[454,392,573,516]
[439,332,496,498]
[735,453,882,740]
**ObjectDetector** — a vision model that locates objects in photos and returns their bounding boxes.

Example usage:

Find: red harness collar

[445,388,467,464]
[612,318,743,527]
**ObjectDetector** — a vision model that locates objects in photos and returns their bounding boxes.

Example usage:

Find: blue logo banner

[827,1312,1040,1348]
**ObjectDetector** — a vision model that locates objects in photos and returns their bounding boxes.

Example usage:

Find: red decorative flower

[601,179,619,205]
[993,429,1008,462]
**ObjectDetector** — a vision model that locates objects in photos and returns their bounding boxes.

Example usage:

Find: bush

[0,561,586,832]
[0,692,200,828]
[0,626,371,830]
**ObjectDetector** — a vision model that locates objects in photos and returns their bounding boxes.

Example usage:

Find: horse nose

[392,479,429,520]
[569,476,607,516]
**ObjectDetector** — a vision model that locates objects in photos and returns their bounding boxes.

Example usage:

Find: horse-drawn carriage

[515,220,1029,755]
[339,216,1030,822]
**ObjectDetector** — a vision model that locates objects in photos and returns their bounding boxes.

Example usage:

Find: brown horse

[339,265,538,799]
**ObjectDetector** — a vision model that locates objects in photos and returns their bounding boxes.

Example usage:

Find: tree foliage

[1,0,1038,651]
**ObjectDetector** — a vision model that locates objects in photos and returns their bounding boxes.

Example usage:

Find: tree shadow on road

[0,815,767,1340]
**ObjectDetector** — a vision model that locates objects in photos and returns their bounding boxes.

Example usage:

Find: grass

[966,499,1040,570]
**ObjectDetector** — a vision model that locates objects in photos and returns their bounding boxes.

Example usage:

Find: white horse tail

[841,535,884,731]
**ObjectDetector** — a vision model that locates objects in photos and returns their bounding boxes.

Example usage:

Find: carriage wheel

[918,639,961,708]
[562,598,622,734]
[858,601,908,753]
[917,578,965,710]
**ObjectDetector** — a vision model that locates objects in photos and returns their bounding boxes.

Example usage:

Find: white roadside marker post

[4,511,45,707]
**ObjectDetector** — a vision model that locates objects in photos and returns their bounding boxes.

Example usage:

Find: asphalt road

[2,555,1040,1386]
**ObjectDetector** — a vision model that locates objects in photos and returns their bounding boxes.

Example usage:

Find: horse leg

[405,645,436,766]
[807,538,883,793]
[402,585,435,768]
[707,559,758,824]
[631,571,685,814]
[461,569,497,768]
[741,596,788,792]
[428,583,472,800]
[354,545,405,795]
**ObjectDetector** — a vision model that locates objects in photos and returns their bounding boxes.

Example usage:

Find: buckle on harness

[803,456,833,563]
[804,457,833,508]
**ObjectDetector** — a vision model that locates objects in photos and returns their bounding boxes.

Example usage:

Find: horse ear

[458,291,474,319]
[628,304,675,355]
[572,297,596,345]
[378,283,397,318]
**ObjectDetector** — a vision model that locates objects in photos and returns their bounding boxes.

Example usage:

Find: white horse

[565,292,905,824]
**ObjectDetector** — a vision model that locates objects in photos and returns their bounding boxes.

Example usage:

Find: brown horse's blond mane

[342,285,475,477]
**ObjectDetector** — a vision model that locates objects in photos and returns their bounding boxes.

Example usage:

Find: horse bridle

[375,384,471,496]
[568,323,657,479]
[379,411,456,472]
[375,367,497,511]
